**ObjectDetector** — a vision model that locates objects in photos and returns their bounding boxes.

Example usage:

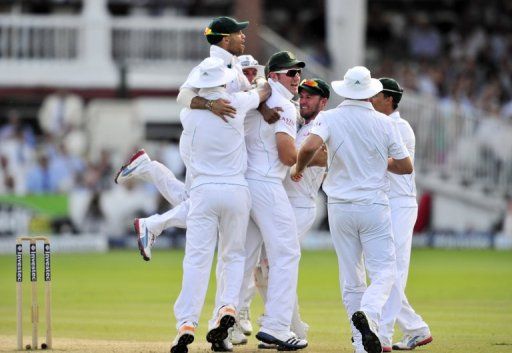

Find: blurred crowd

[1,0,511,238]
[0,90,185,237]
[5,0,511,120]
[230,0,512,120]
[367,0,512,120]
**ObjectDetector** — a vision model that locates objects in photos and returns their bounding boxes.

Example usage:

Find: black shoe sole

[351,311,382,353]
[206,314,236,344]
[255,331,307,351]
[258,343,278,349]
[170,333,194,353]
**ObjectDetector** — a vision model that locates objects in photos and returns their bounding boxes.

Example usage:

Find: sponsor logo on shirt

[281,117,295,127]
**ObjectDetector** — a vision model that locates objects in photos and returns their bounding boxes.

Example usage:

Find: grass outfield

[0,248,511,352]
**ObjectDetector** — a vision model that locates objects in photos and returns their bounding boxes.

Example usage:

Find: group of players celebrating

[115,16,433,353]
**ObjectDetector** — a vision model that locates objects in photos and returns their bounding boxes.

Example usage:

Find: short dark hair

[379,77,403,110]
[206,35,224,45]
[382,91,399,110]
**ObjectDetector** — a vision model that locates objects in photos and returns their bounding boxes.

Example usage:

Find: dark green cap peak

[205,16,248,36]
[299,78,330,98]
[204,16,248,44]
[266,51,305,73]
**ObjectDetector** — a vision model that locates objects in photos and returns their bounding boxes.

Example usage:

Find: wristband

[205,100,214,111]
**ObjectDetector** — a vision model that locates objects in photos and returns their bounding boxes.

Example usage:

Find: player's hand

[290,164,303,182]
[259,103,282,124]
[212,98,237,122]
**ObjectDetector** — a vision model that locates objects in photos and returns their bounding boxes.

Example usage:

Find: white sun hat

[331,66,383,99]
[188,57,237,88]
[238,54,265,76]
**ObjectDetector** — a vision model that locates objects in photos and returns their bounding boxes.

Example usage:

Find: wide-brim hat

[187,57,237,88]
[238,54,265,76]
[331,66,383,99]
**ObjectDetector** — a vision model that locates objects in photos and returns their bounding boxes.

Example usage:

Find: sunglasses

[300,79,319,88]
[273,69,302,77]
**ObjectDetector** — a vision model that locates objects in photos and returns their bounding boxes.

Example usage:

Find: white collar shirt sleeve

[310,112,330,142]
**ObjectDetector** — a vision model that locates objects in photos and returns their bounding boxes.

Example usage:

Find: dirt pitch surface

[0,335,230,353]
[1,335,324,353]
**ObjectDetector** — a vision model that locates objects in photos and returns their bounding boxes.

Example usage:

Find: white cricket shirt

[311,100,409,205]
[283,120,325,207]
[179,47,250,168]
[181,87,260,188]
[387,110,417,206]
[244,79,297,183]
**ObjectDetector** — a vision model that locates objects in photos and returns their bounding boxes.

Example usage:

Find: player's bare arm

[177,87,237,122]
[291,133,323,181]
[191,96,237,121]
[387,156,413,175]
[307,144,327,167]
[259,103,282,124]
[276,132,298,166]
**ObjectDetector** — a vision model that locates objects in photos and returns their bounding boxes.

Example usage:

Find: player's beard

[230,42,245,56]
[301,102,321,121]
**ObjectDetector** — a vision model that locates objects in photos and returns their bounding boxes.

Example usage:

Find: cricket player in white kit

[114,18,281,265]
[240,51,308,350]
[291,66,413,353]
[371,78,432,351]
[284,79,330,240]
[168,57,270,353]
[233,78,330,346]
[283,78,329,339]
[114,16,253,255]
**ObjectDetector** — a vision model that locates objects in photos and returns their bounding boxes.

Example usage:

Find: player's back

[185,88,259,188]
[317,100,405,205]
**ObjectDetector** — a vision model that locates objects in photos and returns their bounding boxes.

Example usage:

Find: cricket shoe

[207,305,237,345]
[211,338,233,352]
[256,328,308,350]
[392,331,433,350]
[170,322,196,353]
[114,149,150,184]
[237,307,253,335]
[351,311,382,353]
[135,218,156,261]
[230,324,248,345]
[380,337,392,352]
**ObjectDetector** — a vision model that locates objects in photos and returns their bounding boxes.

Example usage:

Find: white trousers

[145,200,189,233]
[138,160,188,206]
[174,183,251,328]
[294,206,317,241]
[238,205,316,310]
[137,160,189,234]
[137,157,235,329]
[380,204,429,341]
[237,179,301,333]
[328,202,396,349]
